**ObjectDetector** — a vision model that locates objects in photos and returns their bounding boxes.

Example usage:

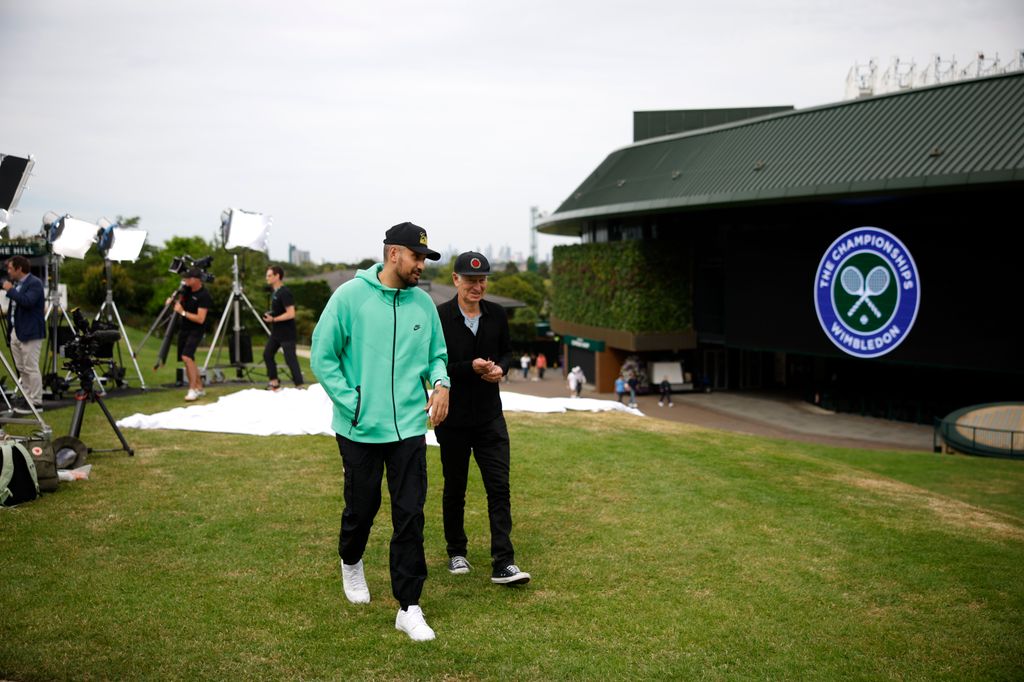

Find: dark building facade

[538,73,1024,422]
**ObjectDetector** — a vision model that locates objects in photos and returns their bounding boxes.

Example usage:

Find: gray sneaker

[447,556,471,575]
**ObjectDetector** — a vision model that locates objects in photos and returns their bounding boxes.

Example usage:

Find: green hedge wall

[288,280,333,317]
[551,241,691,333]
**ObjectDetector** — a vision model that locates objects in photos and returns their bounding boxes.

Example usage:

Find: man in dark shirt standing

[435,251,530,586]
[262,265,304,390]
[173,268,213,401]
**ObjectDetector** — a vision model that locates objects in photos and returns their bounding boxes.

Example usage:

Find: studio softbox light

[105,227,148,262]
[51,217,99,259]
[223,208,271,251]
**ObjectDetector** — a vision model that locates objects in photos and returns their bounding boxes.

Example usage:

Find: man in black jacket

[435,251,530,585]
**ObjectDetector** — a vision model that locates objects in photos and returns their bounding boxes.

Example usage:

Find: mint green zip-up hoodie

[310,264,449,443]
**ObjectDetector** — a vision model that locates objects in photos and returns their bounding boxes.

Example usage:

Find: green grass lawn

[2,337,1023,679]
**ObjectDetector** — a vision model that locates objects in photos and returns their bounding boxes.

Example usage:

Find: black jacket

[436,296,512,428]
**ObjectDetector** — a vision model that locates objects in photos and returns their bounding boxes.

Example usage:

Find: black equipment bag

[229,329,253,364]
[1,441,39,506]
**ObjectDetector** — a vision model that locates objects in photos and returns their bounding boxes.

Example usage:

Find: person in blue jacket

[2,256,46,413]
[311,222,450,642]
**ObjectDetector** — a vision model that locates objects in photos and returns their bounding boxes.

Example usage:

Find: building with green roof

[537,71,1023,421]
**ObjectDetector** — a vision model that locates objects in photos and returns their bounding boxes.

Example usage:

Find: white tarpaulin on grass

[116,384,642,444]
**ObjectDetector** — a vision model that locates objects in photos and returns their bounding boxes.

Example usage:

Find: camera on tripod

[168,254,214,283]
[63,309,122,381]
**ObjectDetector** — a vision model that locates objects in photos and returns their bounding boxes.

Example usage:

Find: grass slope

[2,385,1023,681]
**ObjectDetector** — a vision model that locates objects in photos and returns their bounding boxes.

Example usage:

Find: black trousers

[435,415,514,569]
[336,434,428,608]
[264,336,304,385]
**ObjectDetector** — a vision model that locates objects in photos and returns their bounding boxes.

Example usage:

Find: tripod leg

[155,309,178,370]
[239,290,272,335]
[69,394,87,438]
[138,299,175,351]
[109,300,147,390]
[92,393,134,456]
[202,296,234,374]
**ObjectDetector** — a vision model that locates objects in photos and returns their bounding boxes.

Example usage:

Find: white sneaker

[658,401,663,407]
[184,389,198,402]
[195,388,206,397]
[340,559,370,604]
[395,605,435,641]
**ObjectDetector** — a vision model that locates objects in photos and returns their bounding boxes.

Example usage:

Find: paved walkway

[299,347,932,451]
[499,372,934,452]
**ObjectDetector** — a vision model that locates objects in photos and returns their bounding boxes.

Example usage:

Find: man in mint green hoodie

[311,222,450,642]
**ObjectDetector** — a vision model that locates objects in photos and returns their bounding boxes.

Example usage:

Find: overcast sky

[1,0,1020,264]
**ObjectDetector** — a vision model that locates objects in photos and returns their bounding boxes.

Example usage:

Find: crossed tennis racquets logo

[839,264,890,318]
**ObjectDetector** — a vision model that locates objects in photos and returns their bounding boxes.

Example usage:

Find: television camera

[168,254,214,282]
[64,308,122,382]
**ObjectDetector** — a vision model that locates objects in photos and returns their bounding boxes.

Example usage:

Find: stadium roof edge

[538,71,1024,236]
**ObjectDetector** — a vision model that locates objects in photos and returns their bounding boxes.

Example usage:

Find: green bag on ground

[25,437,59,493]
[1,441,39,507]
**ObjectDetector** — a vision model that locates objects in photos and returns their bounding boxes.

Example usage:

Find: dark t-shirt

[269,285,297,341]
[181,286,213,333]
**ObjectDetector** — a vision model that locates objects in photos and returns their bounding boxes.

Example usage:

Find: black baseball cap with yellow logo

[383,222,441,261]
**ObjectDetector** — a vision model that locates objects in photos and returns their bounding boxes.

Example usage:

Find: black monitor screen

[0,155,32,211]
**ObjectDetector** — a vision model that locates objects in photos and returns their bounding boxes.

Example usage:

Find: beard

[397,265,422,288]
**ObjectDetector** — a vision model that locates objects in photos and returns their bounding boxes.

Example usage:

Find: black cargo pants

[336,434,428,608]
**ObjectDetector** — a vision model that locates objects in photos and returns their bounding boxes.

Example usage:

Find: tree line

[54,219,551,344]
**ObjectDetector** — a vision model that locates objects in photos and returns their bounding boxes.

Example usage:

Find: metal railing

[934,417,1024,457]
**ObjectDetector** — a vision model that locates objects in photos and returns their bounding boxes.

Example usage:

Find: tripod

[203,254,269,379]
[65,357,134,457]
[138,283,184,366]
[93,259,147,390]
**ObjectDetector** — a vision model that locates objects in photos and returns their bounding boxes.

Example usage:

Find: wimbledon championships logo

[814,226,920,358]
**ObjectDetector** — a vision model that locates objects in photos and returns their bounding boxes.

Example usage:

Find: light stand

[200,208,272,381]
[93,258,146,389]
[202,253,270,378]
[92,220,148,390]
[40,213,84,400]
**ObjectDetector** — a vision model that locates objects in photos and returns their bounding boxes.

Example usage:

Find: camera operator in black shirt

[172,268,213,401]
[262,265,304,390]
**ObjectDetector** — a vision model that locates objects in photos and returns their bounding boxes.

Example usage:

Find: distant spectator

[658,377,673,407]
[614,375,627,404]
[626,374,638,408]
[568,366,586,398]
[535,352,547,380]
[520,353,530,379]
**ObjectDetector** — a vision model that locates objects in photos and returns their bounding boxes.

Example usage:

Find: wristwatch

[434,377,451,389]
